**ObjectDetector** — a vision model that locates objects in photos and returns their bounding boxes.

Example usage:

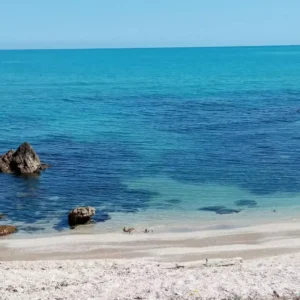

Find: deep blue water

[1,46,300,234]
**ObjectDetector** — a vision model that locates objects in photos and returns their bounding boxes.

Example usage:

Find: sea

[1,46,300,236]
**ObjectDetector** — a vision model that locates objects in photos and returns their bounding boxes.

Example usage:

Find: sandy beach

[1,254,300,300]
[1,220,300,299]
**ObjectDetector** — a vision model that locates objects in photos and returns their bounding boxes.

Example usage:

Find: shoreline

[1,214,300,299]
[1,219,300,262]
[4,201,300,238]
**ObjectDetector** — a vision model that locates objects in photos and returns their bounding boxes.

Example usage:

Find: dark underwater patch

[161,110,300,196]
[151,89,300,196]
[166,199,181,204]
[216,208,242,215]
[199,206,241,215]
[198,206,225,212]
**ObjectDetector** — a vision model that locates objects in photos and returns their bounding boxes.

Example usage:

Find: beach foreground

[1,220,300,299]
[1,254,300,300]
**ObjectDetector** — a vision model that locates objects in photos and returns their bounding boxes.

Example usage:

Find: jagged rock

[0,142,49,175]
[0,214,6,219]
[0,225,17,236]
[0,150,15,173]
[68,206,96,226]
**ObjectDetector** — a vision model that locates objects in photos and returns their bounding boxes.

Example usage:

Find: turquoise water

[1,46,300,234]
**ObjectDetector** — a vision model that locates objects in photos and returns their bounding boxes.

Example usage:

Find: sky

[0,0,300,49]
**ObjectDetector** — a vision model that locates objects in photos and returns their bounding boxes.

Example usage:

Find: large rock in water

[0,142,49,175]
[0,225,17,236]
[68,207,96,226]
[0,150,15,173]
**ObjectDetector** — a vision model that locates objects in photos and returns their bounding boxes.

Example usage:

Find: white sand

[1,254,300,300]
[1,220,300,299]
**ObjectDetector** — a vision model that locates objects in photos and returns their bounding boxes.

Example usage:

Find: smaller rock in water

[0,225,17,236]
[68,206,96,227]
[199,206,241,215]
[235,199,257,208]
[0,214,6,220]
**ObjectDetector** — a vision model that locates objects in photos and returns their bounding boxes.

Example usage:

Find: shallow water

[1,46,300,235]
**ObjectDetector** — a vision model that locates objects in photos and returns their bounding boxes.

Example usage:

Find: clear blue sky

[1,0,300,49]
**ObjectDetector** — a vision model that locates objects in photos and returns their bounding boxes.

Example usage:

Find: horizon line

[0,43,299,51]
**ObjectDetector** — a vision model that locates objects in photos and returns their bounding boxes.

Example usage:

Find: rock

[0,150,15,173]
[0,142,50,175]
[10,142,49,174]
[0,225,17,236]
[0,214,6,219]
[123,227,135,233]
[68,206,96,226]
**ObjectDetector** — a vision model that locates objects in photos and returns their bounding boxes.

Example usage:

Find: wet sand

[1,220,300,261]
